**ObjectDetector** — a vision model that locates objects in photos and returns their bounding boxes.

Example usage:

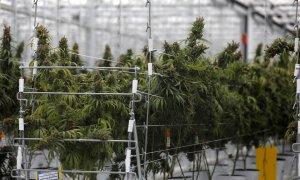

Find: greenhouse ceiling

[0,0,298,63]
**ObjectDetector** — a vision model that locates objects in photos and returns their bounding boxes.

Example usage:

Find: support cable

[144,147,225,165]
[143,129,271,156]
[131,129,271,165]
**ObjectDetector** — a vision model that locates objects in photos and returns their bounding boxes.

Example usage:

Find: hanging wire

[132,129,270,165]
[143,129,271,156]
[69,51,117,62]
[50,47,117,62]
[144,147,225,165]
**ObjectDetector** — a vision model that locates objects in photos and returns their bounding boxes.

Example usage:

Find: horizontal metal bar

[20,66,138,71]
[14,138,135,143]
[11,169,135,175]
[136,123,232,128]
[22,92,133,96]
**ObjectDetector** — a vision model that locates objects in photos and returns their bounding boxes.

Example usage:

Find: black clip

[145,0,150,7]
[146,23,151,32]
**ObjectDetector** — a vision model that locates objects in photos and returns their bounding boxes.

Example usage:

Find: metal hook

[145,0,150,7]
[32,0,38,8]
[294,22,299,30]
[11,169,23,178]
[292,143,300,153]
[133,93,142,103]
[146,23,150,32]
[32,0,39,29]
[294,76,298,83]
[17,92,28,106]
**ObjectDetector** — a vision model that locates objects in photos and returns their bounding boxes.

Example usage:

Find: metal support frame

[17,65,25,180]
[15,62,143,179]
[124,67,142,180]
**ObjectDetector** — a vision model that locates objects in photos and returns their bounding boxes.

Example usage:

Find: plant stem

[203,150,212,180]
[176,156,186,180]
[231,143,240,176]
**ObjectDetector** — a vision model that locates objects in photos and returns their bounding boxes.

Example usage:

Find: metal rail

[20,65,139,71]
[11,169,136,177]
[14,138,135,143]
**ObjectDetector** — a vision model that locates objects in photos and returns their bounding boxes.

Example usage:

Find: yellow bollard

[256,147,277,180]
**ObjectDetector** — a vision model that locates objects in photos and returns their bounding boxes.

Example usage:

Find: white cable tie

[132,80,138,93]
[195,135,199,144]
[17,146,22,169]
[19,118,24,131]
[148,63,153,76]
[148,38,154,52]
[19,78,24,92]
[125,149,131,172]
[295,64,300,78]
[298,121,300,134]
[295,38,299,53]
[166,137,171,148]
[32,61,38,76]
[128,120,135,133]
[32,37,38,52]
[297,79,300,94]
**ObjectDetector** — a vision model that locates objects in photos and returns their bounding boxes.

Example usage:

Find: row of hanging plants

[0,17,297,179]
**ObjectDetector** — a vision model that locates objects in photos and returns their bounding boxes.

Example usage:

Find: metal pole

[144,1,152,178]
[12,0,17,41]
[17,64,25,180]
[117,0,122,56]
[292,0,300,177]
[134,121,142,180]
[22,91,135,96]
[125,67,142,180]
[264,0,268,47]
[56,0,60,45]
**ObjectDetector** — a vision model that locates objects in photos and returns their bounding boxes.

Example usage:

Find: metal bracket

[11,169,23,178]
[17,92,28,106]
[145,0,150,7]
[292,143,300,153]
[146,23,151,32]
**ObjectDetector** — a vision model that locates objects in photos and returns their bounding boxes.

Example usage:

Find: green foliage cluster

[0,25,23,179]
[0,17,296,179]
